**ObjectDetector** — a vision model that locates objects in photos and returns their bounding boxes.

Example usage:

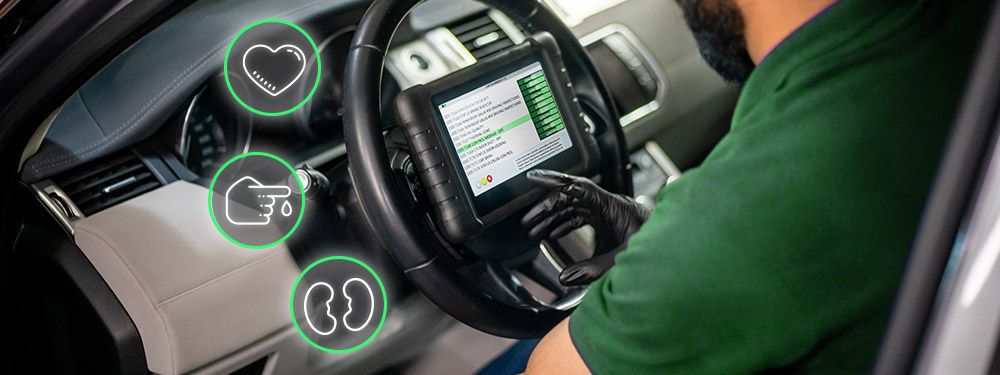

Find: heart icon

[241,44,307,97]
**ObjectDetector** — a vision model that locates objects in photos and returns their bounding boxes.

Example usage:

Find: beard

[674,0,755,85]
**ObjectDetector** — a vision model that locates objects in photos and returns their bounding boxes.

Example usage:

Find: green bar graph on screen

[517,71,565,140]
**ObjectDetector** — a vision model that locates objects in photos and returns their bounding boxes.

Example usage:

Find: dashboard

[14,0,738,373]
[168,23,367,180]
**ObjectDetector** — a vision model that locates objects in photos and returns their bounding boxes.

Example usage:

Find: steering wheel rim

[343,0,631,338]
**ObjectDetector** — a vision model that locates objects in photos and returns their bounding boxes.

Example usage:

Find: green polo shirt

[569,0,990,373]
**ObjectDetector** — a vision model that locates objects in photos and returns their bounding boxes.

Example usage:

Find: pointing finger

[249,184,292,198]
[526,169,576,191]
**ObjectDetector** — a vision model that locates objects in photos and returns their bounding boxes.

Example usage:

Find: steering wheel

[343,0,632,338]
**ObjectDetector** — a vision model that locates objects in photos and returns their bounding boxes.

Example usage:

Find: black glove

[521,169,651,285]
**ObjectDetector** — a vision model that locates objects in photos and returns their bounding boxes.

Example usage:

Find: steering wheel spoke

[519,244,568,292]
[479,262,542,310]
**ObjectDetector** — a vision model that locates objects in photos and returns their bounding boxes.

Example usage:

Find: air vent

[53,150,162,216]
[448,11,515,60]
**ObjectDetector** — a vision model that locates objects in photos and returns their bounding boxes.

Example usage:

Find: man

[522,0,991,373]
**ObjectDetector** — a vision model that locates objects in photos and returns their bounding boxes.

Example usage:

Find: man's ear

[525,318,591,374]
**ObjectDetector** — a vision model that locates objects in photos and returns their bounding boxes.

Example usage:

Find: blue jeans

[478,339,541,375]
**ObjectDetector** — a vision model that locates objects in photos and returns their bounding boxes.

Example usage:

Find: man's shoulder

[735,0,987,137]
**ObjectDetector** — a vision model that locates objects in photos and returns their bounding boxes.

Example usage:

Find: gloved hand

[521,169,651,285]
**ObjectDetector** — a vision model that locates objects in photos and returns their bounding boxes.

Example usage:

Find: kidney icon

[303,282,337,336]
[342,278,375,332]
[303,278,375,336]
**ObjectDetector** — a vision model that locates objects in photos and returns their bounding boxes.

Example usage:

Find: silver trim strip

[550,289,587,311]
[426,27,477,66]
[103,176,137,194]
[488,10,526,45]
[580,24,668,128]
[621,101,661,127]
[644,141,682,181]
[32,180,83,235]
[539,243,564,272]
[541,243,589,311]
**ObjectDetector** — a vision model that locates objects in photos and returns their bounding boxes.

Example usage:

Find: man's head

[675,0,755,84]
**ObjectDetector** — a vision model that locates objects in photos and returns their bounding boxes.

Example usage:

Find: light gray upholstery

[73,181,300,374]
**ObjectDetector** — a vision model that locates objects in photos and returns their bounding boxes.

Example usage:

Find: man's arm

[525,318,590,374]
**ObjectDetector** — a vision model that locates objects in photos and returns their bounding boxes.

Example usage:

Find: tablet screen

[436,61,573,196]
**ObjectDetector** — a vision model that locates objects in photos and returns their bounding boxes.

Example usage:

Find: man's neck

[738,0,838,63]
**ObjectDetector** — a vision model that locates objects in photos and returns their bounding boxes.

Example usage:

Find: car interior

[3,0,744,373]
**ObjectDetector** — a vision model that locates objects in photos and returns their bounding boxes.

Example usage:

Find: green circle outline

[207,151,306,249]
[289,256,389,354]
[223,19,322,117]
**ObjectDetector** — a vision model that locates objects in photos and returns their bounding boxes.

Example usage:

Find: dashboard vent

[54,150,162,216]
[448,12,514,60]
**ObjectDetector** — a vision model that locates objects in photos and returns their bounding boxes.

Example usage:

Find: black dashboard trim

[9,185,148,374]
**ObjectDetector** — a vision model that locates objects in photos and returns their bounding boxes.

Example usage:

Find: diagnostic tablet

[395,32,599,243]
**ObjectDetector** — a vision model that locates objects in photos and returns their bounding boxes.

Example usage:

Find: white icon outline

[304,282,337,336]
[342,278,375,332]
[301,278,376,336]
[241,44,306,97]
[225,176,293,226]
